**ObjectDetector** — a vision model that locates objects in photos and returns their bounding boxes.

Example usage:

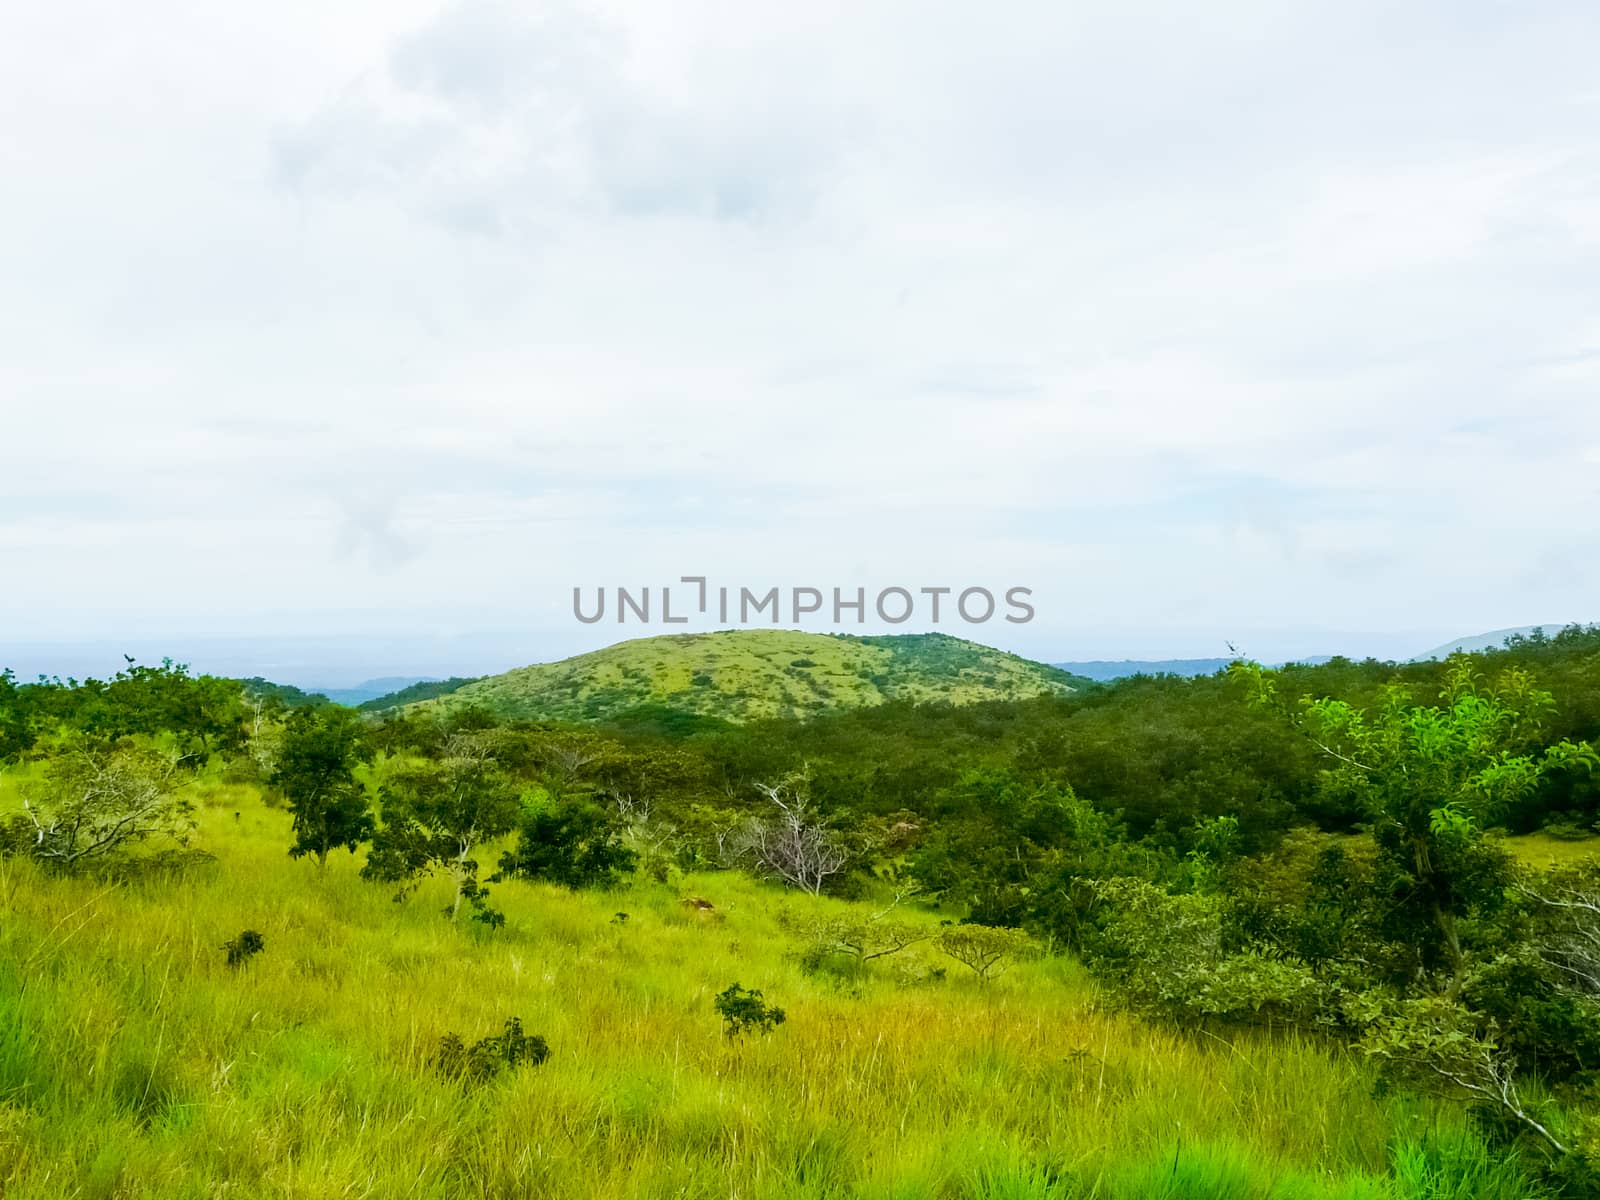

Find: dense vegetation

[3,624,1600,1197]
[416,630,1086,723]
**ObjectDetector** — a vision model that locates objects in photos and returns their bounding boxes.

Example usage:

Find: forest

[3,624,1600,1199]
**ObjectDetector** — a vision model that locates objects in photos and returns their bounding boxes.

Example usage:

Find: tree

[720,771,851,895]
[797,897,931,971]
[496,794,636,889]
[272,706,375,869]
[89,659,248,757]
[11,742,196,870]
[934,924,1032,984]
[362,735,521,924]
[1236,657,1597,999]
[0,669,41,763]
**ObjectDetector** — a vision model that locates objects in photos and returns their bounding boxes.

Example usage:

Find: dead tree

[722,771,850,895]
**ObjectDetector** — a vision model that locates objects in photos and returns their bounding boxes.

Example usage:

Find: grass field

[0,775,1550,1199]
[1502,832,1600,870]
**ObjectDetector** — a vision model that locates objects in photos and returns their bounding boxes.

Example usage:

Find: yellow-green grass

[0,779,1533,1199]
[422,630,1080,723]
[1501,832,1600,870]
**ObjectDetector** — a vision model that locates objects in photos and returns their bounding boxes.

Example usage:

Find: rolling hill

[1412,624,1585,661]
[405,629,1086,723]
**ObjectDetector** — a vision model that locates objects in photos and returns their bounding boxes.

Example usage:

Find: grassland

[418,631,1085,724]
[0,770,1546,1200]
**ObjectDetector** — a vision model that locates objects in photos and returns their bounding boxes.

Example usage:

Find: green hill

[414,630,1085,723]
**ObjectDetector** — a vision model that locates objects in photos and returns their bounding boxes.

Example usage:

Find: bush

[714,984,786,1039]
[222,930,265,968]
[1083,877,1325,1025]
[498,798,636,889]
[431,1018,549,1086]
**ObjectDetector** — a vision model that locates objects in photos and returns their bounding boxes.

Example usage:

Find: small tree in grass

[715,983,787,1038]
[935,924,1031,984]
[14,742,196,871]
[272,705,374,869]
[363,735,520,925]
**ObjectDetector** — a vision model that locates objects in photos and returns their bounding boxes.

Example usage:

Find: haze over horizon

[1,621,1586,692]
[4,1,1597,665]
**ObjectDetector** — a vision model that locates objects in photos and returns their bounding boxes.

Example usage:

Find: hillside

[1413,623,1586,661]
[412,630,1085,723]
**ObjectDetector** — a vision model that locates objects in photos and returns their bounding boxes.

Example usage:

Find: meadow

[0,772,1552,1200]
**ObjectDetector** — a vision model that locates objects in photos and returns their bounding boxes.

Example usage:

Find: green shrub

[431,1018,549,1087]
[714,984,786,1039]
[222,929,265,968]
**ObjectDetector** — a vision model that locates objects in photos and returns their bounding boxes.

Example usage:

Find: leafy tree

[1238,657,1597,999]
[272,706,375,868]
[714,984,786,1038]
[0,669,42,763]
[496,795,636,889]
[363,736,521,924]
[934,924,1032,984]
[90,659,249,757]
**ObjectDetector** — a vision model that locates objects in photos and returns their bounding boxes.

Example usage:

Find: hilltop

[402,629,1085,723]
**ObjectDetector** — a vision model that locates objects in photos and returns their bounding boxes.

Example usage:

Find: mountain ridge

[400,629,1085,723]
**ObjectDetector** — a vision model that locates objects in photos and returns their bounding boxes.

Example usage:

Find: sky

[2,1,1598,682]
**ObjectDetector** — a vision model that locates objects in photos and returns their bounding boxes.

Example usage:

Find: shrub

[222,930,265,968]
[431,1018,549,1087]
[714,984,786,1039]
[498,797,637,890]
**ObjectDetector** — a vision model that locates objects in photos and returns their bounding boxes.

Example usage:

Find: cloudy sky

[3,0,1597,676]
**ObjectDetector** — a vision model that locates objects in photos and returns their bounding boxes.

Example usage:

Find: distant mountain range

[392,630,1086,723]
[1051,656,1337,682]
[308,676,440,706]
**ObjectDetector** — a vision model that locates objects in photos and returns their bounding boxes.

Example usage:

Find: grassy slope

[0,774,1528,1200]
[422,630,1085,723]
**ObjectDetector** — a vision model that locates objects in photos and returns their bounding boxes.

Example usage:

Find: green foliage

[271,705,374,867]
[714,983,787,1038]
[357,676,482,712]
[362,737,521,924]
[1084,877,1326,1024]
[238,677,331,710]
[88,659,249,757]
[496,795,637,889]
[934,924,1032,984]
[909,773,1166,946]
[431,1018,550,1087]
[791,905,932,974]
[222,929,265,968]
[0,669,40,763]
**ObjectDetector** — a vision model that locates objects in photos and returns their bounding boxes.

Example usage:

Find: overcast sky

[3,1,1597,673]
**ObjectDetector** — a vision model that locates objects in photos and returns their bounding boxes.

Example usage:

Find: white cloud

[2,0,1597,658]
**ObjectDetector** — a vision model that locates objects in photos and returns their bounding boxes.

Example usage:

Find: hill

[1413,623,1587,661]
[415,630,1085,723]
[357,676,480,711]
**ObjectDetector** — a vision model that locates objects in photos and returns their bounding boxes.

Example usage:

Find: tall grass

[0,780,1546,1198]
